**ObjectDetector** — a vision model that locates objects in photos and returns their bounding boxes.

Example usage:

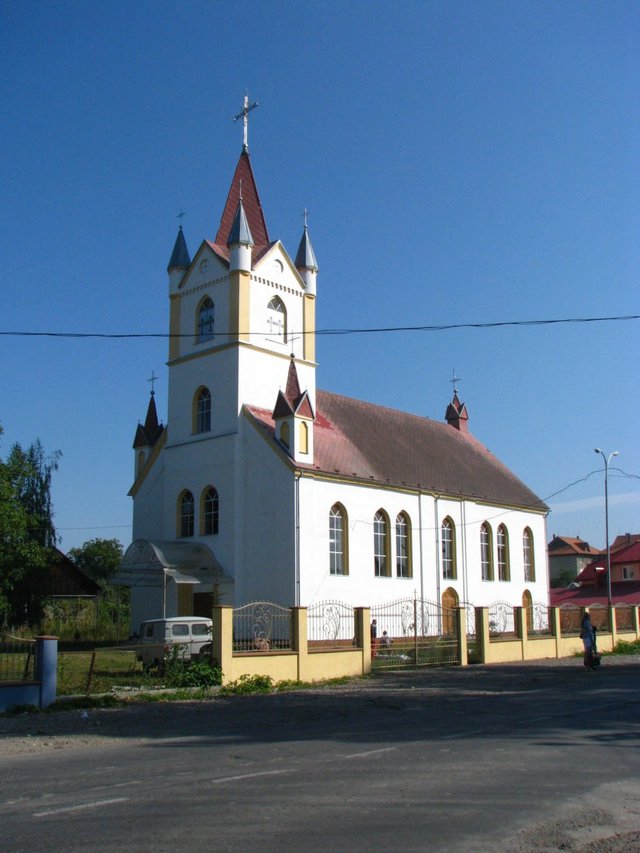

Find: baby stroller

[591,626,602,668]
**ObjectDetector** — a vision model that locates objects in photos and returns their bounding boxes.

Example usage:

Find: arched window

[329,504,348,575]
[197,297,215,343]
[497,524,510,581]
[523,528,535,582]
[395,512,412,578]
[179,491,195,537]
[441,518,457,579]
[202,487,219,536]
[267,297,286,342]
[280,421,290,447]
[194,387,211,433]
[480,522,493,581]
[299,421,309,454]
[374,510,390,577]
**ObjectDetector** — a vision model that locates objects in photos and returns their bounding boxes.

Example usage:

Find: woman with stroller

[580,611,598,670]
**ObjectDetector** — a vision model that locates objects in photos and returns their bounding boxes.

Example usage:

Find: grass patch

[611,638,640,655]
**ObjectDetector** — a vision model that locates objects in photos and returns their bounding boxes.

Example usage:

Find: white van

[137,616,212,670]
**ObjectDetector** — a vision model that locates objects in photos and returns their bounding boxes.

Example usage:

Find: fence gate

[371,596,460,670]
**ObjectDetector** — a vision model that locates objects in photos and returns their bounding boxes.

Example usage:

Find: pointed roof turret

[295,222,318,272]
[227,197,254,247]
[272,358,315,421]
[214,151,269,255]
[167,226,191,270]
[445,391,469,433]
[133,393,165,449]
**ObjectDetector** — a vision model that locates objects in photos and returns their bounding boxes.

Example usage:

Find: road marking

[210,770,290,785]
[34,797,128,818]
[343,747,396,759]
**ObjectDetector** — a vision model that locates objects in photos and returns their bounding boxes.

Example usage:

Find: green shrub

[220,674,274,695]
[611,638,640,655]
[164,659,222,688]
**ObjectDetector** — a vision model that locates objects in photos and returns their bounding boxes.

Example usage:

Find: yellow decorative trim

[169,295,181,361]
[303,294,315,362]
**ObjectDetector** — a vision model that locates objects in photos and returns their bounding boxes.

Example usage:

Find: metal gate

[371,596,460,670]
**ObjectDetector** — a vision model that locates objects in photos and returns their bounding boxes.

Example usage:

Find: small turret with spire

[445,371,469,433]
[227,184,254,272]
[167,216,191,292]
[295,209,318,296]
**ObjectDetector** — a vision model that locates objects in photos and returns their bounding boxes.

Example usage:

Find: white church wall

[131,454,166,542]
[235,419,296,605]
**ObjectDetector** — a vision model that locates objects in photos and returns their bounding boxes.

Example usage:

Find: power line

[0,313,639,340]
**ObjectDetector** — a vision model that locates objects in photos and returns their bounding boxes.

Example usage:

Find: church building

[120,110,549,629]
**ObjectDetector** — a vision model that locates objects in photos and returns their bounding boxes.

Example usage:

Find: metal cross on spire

[303,208,310,228]
[450,369,461,395]
[233,94,259,152]
[177,209,186,228]
[147,369,159,397]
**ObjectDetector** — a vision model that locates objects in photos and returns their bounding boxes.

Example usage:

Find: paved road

[1,658,640,852]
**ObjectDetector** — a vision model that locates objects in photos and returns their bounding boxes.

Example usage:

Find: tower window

[179,491,195,538]
[202,487,219,535]
[194,387,211,434]
[197,297,215,343]
[267,297,287,343]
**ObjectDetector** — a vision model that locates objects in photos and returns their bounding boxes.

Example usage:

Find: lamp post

[594,448,619,606]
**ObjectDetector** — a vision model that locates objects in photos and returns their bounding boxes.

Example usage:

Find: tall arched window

[374,510,390,577]
[179,491,195,537]
[497,524,510,581]
[299,421,309,454]
[441,518,456,580]
[267,297,286,342]
[329,504,348,575]
[197,297,215,342]
[194,387,211,433]
[480,522,493,581]
[395,512,412,578]
[202,487,219,535]
[523,528,535,582]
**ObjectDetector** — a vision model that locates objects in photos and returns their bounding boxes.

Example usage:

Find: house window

[441,518,456,580]
[197,297,215,342]
[480,523,493,581]
[395,512,412,578]
[622,566,635,580]
[497,524,510,581]
[329,504,348,575]
[179,491,195,537]
[374,510,390,577]
[523,528,535,582]
[202,487,219,535]
[267,297,286,342]
[194,387,211,433]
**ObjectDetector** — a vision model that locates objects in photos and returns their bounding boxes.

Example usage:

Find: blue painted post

[36,636,58,709]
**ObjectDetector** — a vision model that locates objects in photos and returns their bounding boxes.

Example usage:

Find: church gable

[179,242,228,290]
[254,242,306,292]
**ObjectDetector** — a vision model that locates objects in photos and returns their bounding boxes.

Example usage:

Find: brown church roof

[247,390,547,511]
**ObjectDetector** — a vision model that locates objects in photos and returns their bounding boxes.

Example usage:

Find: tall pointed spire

[214,151,269,252]
[167,226,190,270]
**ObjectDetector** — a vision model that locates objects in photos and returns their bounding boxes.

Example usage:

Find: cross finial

[233,93,259,152]
[303,208,309,229]
[177,209,186,228]
[147,370,158,396]
[450,369,461,395]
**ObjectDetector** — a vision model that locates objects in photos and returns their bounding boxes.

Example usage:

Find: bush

[611,638,640,656]
[164,659,222,688]
[220,674,274,695]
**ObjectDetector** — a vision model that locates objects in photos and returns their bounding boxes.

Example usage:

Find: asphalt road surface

[1,657,640,852]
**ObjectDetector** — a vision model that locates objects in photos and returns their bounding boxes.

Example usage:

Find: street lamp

[594,448,619,606]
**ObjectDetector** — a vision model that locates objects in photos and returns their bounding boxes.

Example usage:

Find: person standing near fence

[370,619,377,659]
[580,611,597,670]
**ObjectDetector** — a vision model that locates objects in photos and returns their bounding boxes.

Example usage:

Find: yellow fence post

[475,607,489,664]
[456,607,468,666]
[610,605,618,651]
[292,607,308,682]
[514,607,528,661]
[212,605,234,685]
[355,607,371,674]
[551,607,561,658]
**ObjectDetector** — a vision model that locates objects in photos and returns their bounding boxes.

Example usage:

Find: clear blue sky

[2,0,638,555]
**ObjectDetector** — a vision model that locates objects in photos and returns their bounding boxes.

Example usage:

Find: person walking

[580,611,597,670]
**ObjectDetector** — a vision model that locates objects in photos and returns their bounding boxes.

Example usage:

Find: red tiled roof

[211,151,269,261]
[550,581,640,607]
[246,390,547,510]
[548,536,600,557]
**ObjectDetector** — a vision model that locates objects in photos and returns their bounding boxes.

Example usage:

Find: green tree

[68,538,124,585]
[0,429,61,626]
